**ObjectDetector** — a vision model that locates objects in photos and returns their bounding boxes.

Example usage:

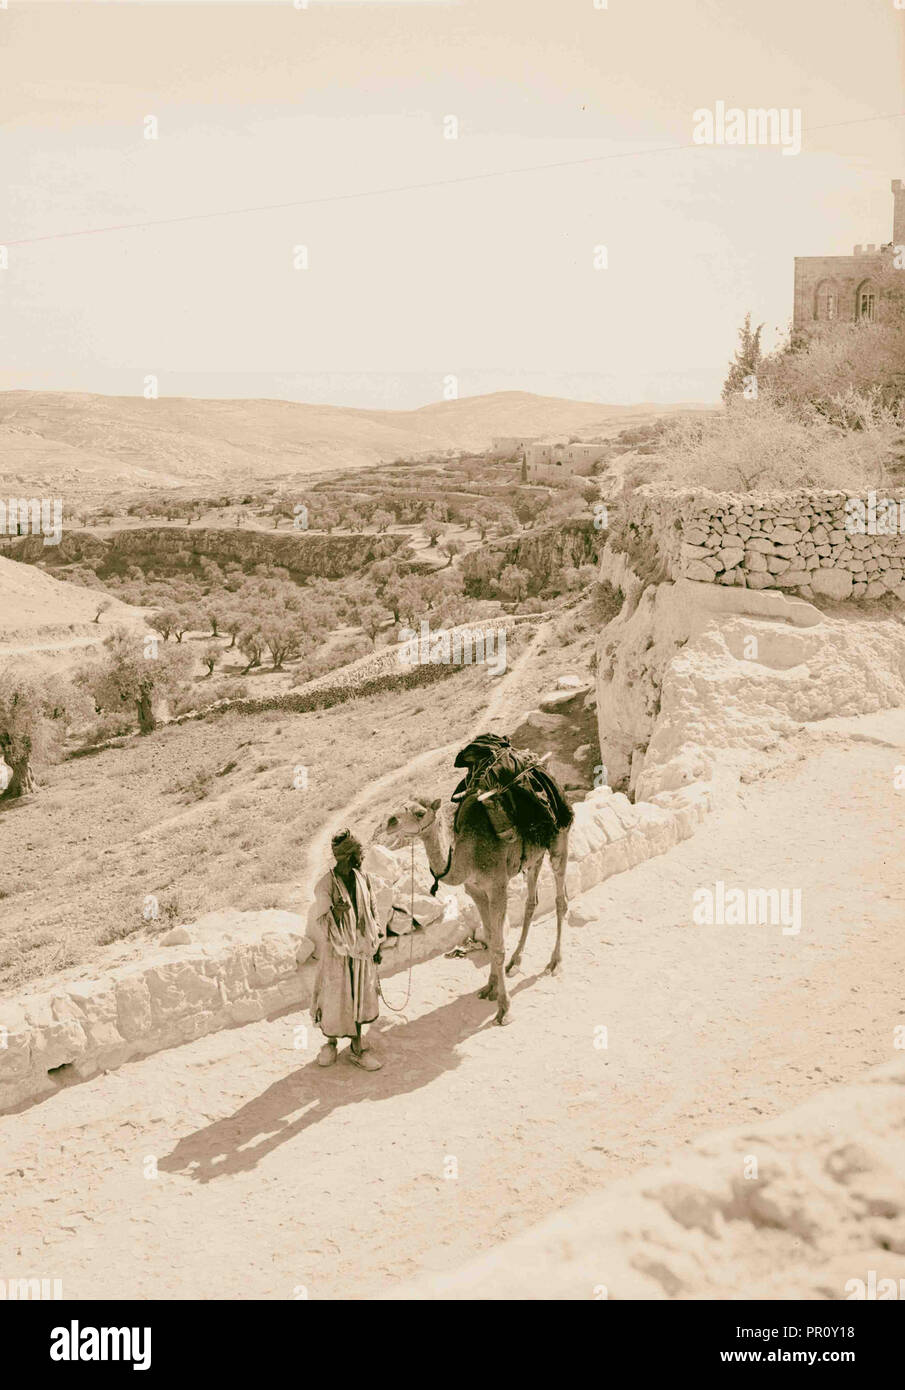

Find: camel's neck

[421,810,463,886]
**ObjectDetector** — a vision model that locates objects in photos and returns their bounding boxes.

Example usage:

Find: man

[305,829,385,1072]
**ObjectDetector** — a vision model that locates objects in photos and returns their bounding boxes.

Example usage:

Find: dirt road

[3,716,903,1299]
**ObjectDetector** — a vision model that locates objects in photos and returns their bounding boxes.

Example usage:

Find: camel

[380,794,570,1026]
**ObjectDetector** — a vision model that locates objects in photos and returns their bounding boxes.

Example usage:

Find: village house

[524,440,609,485]
[489,435,542,460]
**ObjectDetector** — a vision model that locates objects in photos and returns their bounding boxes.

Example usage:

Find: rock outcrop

[2,526,409,582]
[462,519,598,595]
[385,1056,905,1300]
[595,549,905,796]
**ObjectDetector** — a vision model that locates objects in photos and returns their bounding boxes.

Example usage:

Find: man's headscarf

[331,829,363,863]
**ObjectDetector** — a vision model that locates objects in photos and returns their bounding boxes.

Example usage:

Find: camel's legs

[469,887,499,1000]
[506,855,542,975]
[487,884,511,1025]
[546,831,570,975]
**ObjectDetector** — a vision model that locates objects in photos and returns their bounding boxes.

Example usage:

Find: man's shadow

[158,972,540,1184]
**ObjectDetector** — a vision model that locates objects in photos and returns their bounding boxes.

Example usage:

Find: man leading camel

[305,829,385,1072]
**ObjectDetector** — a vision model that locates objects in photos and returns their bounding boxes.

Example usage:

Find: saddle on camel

[450,733,573,869]
[380,733,574,1023]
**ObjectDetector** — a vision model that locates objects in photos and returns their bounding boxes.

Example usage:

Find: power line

[4,109,904,247]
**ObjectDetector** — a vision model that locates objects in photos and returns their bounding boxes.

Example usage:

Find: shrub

[658,393,902,492]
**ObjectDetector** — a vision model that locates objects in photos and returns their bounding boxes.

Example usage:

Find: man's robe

[305,867,386,1039]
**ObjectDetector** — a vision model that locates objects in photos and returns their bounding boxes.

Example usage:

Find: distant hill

[0,390,710,491]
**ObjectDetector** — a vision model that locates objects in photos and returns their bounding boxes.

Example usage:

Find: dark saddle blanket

[452,733,573,849]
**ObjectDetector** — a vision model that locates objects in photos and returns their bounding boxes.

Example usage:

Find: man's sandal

[317,1042,338,1067]
[349,1049,382,1071]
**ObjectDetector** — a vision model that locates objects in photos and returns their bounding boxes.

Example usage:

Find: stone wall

[622,486,905,602]
[0,784,708,1115]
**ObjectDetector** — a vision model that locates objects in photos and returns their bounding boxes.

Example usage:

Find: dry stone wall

[624,486,905,602]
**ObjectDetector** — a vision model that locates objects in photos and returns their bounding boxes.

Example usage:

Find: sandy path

[2,714,903,1299]
[0,635,102,656]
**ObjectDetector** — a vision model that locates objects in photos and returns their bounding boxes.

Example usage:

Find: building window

[815,281,838,321]
[856,281,876,322]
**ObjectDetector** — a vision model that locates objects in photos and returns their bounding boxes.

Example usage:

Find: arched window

[856,280,876,322]
[814,280,838,321]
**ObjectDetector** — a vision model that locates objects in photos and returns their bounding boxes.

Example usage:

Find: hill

[0,390,707,490]
[0,553,145,668]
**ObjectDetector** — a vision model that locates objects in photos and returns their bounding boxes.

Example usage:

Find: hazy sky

[1,0,903,408]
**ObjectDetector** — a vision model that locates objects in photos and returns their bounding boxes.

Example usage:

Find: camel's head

[380,797,442,849]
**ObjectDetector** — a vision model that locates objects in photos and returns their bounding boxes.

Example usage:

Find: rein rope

[375,840,416,1014]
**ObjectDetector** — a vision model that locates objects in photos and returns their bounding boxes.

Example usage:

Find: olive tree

[84,629,191,735]
[0,674,68,798]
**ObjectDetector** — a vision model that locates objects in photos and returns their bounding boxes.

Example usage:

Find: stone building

[792,179,904,331]
[524,440,608,485]
[490,435,541,460]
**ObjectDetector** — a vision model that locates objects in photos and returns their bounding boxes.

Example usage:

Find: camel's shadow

[158,972,541,1184]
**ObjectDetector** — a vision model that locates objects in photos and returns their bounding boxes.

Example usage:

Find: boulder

[363,844,403,883]
[513,710,568,738]
[745,574,775,589]
[567,902,598,928]
[387,891,446,931]
[161,926,192,946]
[774,571,809,588]
[808,568,853,600]
[539,686,591,714]
[685,561,715,582]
